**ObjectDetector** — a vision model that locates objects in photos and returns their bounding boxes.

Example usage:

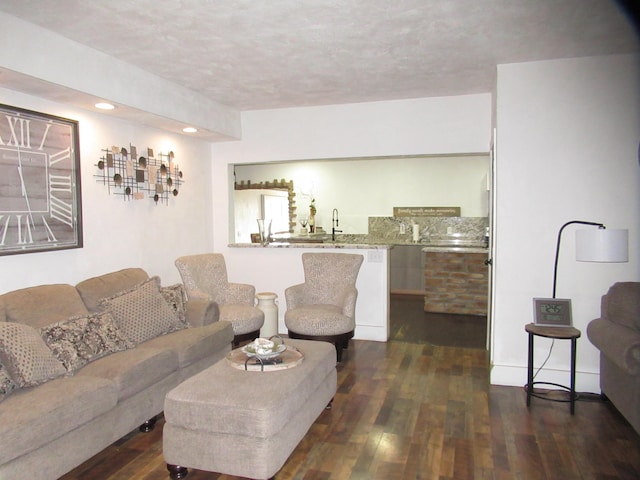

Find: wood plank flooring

[389,294,487,349]
[59,298,640,480]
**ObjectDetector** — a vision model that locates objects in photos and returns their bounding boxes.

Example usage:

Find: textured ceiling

[0,0,637,113]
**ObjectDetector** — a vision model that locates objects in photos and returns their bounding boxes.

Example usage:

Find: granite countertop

[231,233,487,252]
[421,245,488,254]
[229,242,392,250]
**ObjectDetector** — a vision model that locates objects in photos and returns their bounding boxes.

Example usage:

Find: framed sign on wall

[0,104,82,255]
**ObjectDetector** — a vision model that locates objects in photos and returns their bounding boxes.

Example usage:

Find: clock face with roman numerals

[0,104,82,255]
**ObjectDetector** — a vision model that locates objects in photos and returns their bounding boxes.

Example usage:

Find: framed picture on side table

[533,297,573,327]
[0,104,82,256]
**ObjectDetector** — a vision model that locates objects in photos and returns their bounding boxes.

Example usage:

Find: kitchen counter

[421,245,488,254]
[229,242,392,250]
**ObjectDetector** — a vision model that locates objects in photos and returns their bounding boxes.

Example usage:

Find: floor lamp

[552,220,629,299]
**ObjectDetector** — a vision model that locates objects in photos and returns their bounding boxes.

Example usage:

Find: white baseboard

[490,363,601,393]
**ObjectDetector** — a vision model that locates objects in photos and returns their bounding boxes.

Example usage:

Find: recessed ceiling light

[95,102,115,110]
[182,127,198,133]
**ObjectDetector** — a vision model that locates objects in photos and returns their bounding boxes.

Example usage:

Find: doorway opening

[389,294,487,349]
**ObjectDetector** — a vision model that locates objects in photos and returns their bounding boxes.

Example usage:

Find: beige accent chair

[285,252,364,361]
[175,254,264,346]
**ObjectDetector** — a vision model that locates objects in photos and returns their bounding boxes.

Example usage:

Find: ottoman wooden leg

[167,464,189,479]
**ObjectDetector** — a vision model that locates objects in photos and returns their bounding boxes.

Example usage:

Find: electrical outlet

[399,223,406,234]
[368,250,383,263]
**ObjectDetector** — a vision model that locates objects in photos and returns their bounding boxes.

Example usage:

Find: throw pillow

[40,311,133,373]
[161,283,189,326]
[0,322,66,387]
[99,276,186,345]
[0,363,17,402]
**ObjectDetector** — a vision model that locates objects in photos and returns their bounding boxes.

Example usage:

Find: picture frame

[532,298,573,327]
[0,104,83,255]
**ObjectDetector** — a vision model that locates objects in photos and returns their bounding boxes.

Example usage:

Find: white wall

[234,154,490,236]
[492,54,640,392]
[212,94,492,336]
[0,88,215,292]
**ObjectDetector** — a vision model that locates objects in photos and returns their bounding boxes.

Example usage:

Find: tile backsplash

[368,216,488,245]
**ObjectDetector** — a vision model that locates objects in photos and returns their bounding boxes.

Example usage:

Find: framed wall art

[0,104,83,255]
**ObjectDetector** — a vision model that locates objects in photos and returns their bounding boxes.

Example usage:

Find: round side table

[525,323,581,414]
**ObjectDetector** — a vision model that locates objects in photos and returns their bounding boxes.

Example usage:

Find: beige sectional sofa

[587,281,640,435]
[0,268,234,480]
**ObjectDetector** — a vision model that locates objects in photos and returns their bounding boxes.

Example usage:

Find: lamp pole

[552,220,605,299]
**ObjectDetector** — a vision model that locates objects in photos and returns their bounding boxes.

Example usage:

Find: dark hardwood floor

[59,296,640,480]
[389,294,487,349]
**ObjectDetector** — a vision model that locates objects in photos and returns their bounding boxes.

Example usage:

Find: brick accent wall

[424,251,489,316]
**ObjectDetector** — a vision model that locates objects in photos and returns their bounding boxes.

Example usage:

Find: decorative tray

[226,337,304,372]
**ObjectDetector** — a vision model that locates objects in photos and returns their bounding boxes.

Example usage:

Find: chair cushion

[220,304,264,335]
[285,305,355,336]
[40,312,133,373]
[0,322,66,387]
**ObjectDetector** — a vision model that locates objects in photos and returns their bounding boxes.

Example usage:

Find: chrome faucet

[332,208,342,241]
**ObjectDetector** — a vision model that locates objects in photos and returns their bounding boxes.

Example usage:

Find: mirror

[234,179,295,243]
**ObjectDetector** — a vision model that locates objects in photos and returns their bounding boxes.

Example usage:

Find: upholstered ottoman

[163,339,337,479]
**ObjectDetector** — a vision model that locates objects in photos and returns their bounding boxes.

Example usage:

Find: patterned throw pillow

[99,276,186,345]
[40,312,133,373]
[0,363,17,402]
[160,283,189,326]
[0,322,66,387]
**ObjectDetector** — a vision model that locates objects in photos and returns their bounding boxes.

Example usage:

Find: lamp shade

[575,229,628,262]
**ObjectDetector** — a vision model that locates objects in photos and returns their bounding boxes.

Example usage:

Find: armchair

[175,254,264,346]
[285,252,364,361]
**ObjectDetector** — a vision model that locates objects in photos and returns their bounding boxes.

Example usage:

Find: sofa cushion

[161,283,189,325]
[141,320,234,369]
[0,322,66,387]
[0,364,16,402]
[1,284,89,329]
[99,277,186,345]
[75,347,178,401]
[0,375,117,465]
[602,282,640,331]
[75,268,150,313]
[40,312,133,373]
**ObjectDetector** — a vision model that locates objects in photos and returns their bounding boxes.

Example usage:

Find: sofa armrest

[185,298,220,327]
[587,318,640,375]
